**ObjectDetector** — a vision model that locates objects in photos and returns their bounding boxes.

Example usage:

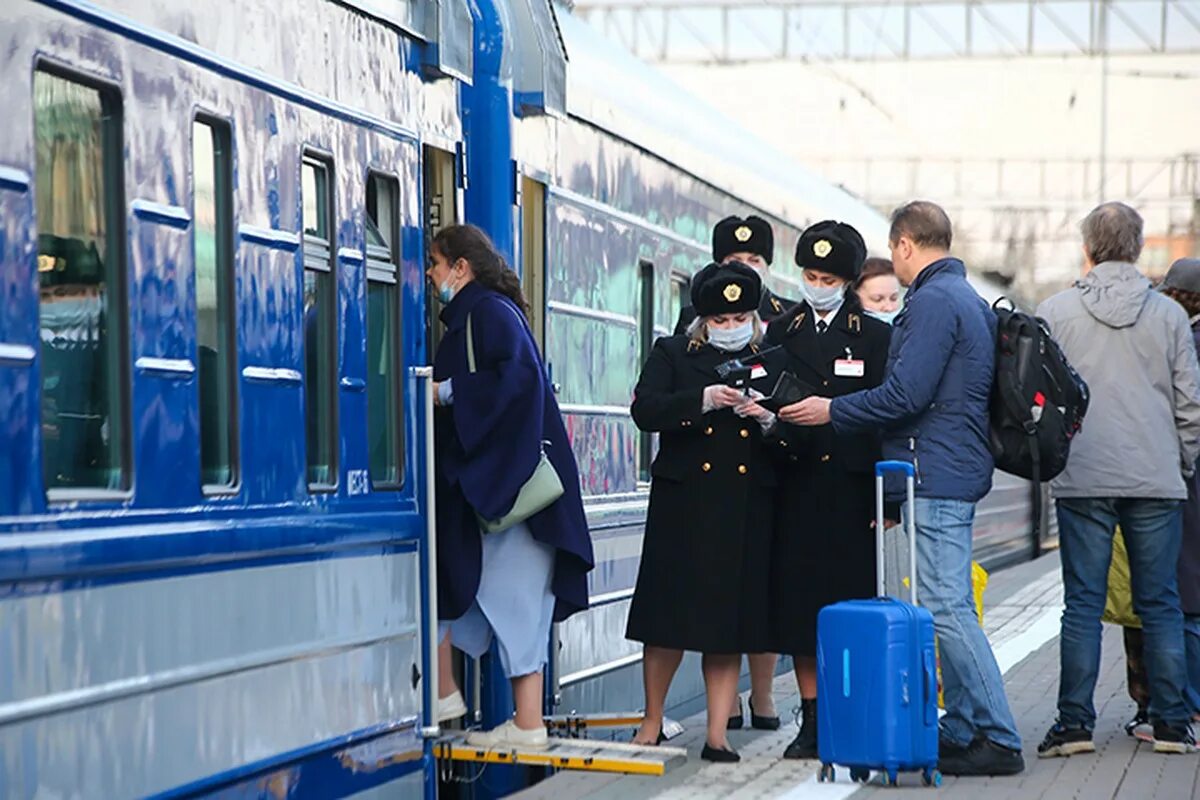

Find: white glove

[702,384,745,413]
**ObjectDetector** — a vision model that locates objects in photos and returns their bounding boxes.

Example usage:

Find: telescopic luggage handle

[875,460,918,605]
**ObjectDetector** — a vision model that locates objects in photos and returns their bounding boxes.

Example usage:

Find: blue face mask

[800,280,845,312]
[707,320,755,352]
[438,280,456,304]
[865,308,901,325]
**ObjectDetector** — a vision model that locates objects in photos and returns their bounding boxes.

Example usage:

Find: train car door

[519,176,546,351]
[423,145,460,361]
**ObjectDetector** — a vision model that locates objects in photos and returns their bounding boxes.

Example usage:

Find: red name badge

[833,358,865,378]
[751,364,768,380]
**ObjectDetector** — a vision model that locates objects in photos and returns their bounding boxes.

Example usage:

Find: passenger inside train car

[854,256,903,324]
[626,261,786,762]
[427,224,595,751]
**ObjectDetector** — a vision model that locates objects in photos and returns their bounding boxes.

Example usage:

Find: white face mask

[800,281,844,312]
[707,320,755,352]
[865,308,900,325]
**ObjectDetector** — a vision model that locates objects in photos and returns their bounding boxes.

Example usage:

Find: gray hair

[1081,202,1144,265]
[686,312,765,346]
[889,201,953,251]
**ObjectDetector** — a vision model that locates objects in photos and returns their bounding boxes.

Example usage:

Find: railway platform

[514,552,1200,800]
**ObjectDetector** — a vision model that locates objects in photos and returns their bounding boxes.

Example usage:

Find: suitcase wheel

[922,768,942,788]
[850,768,870,783]
[818,764,835,783]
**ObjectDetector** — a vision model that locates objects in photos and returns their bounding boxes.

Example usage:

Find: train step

[543,712,684,740]
[434,734,688,776]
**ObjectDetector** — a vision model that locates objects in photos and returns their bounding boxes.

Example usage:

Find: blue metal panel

[0,170,38,517]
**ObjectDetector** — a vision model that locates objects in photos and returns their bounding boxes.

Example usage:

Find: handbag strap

[466,312,476,373]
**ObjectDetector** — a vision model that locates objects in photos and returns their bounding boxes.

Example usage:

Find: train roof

[556,7,891,249]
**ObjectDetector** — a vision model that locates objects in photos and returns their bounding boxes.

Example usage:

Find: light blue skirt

[438,521,556,678]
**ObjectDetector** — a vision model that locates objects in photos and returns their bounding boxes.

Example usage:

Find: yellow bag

[935,561,989,708]
[1102,527,1141,629]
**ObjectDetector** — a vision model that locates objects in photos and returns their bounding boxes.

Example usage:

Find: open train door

[423,145,462,363]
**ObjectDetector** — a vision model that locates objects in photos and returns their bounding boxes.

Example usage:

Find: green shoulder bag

[466,311,565,533]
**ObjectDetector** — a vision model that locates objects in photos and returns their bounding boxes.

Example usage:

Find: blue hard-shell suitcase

[815,460,941,788]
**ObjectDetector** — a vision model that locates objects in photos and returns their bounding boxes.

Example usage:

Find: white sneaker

[465,720,549,750]
[438,690,467,723]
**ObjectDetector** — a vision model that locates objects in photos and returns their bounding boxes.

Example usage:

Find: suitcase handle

[875,460,918,604]
[875,460,915,478]
[922,649,937,725]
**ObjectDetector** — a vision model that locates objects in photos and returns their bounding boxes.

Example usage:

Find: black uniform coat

[673,289,795,335]
[626,335,787,654]
[764,297,892,656]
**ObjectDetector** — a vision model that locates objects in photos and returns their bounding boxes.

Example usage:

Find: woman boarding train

[627,261,787,761]
[427,224,595,750]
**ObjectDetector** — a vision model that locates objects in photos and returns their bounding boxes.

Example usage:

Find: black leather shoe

[701,742,741,763]
[727,698,744,730]
[783,698,817,759]
[942,738,1025,776]
[749,697,781,731]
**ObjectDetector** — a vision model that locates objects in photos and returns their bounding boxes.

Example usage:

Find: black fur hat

[690,261,762,317]
[713,215,774,265]
[795,220,867,281]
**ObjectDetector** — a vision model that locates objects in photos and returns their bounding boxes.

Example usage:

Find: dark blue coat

[432,281,594,623]
[830,258,996,502]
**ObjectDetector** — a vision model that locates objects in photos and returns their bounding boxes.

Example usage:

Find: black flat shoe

[749,697,780,731]
[701,742,741,763]
[727,698,744,730]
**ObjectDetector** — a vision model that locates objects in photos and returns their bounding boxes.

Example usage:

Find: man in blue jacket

[782,201,1023,776]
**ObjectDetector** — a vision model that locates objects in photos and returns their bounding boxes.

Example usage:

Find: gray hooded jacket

[1036,261,1200,500]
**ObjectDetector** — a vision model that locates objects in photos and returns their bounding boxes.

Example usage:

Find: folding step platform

[434,735,688,777]
[543,713,684,740]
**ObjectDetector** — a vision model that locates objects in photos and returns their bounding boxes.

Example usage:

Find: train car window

[33,69,129,496]
[365,173,403,488]
[669,272,690,333]
[194,118,238,492]
[638,260,655,483]
[301,156,338,490]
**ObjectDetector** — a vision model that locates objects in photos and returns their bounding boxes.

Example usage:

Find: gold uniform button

[682,420,692,427]
[739,429,749,438]
[702,462,712,472]
[705,426,714,435]
[823,380,830,387]
[738,464,748,474]
[821,454,831,462]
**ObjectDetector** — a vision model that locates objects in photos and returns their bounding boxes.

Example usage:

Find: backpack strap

[466,312,476,374]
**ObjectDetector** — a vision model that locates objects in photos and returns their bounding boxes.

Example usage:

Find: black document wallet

[758,371,817,414]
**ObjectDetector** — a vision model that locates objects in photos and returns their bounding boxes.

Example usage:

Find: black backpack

[989,298,1090,483]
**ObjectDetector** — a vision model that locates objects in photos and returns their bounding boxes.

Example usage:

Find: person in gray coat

[1036,203,1200,757]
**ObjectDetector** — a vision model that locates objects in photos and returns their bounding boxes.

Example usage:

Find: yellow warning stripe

[439,744,671,776]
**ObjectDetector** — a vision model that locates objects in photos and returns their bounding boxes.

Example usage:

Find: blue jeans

[1056,498,1191,727]
[904,498,1022,750]
[1186,614,1200,718]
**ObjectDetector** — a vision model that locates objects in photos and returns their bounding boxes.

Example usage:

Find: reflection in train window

[301,156,338,489]
[194,117,238,491]
[34,69,128,494]
[365,173,403,487]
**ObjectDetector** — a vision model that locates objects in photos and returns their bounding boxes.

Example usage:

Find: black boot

[783,699,817,759]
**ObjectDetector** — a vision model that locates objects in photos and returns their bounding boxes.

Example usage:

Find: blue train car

[0,0,1046,796]
[0,0,471,795]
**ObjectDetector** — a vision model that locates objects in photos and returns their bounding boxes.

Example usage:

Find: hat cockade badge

[734,225,753,243]
[723,283,742,302]
[813,239,833,258]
